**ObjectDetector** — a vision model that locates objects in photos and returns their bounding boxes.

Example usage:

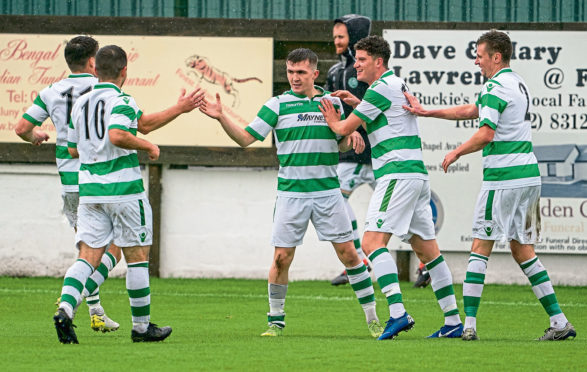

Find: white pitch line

[2,287,586,308]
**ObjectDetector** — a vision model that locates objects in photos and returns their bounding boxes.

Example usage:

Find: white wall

[0,164,127,277]
[1,164,586,285]
[575,163,587,181]
[421,251,586,286]
[557,159,574,178]
[159,166,363,280]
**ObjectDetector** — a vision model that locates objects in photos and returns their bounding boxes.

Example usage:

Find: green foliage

[1,277,585,371]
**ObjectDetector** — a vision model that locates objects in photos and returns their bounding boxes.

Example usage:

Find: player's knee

[273,252,294,271]
[108,244,123,262]
[78,243,106,268]
[361,235,384,256]
[510,241,535,264]
[335,243,360,267]
[122,246,150,263]
[341,254,361,267]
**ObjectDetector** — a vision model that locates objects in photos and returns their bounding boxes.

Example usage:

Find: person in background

[325,14,374,286]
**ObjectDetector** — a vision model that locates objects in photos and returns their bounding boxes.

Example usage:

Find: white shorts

[472,186,541,244]
[271,193,353,247]
[61,192,79,228]
[337,162,376,194]
[76,198,153,249]
[365,177,435,242]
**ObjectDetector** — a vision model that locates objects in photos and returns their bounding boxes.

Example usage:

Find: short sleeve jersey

[23,74,98,192]
[352,70,428,181]
[245,86,345,198]
[476,68,541,190]
[68,82,145,204]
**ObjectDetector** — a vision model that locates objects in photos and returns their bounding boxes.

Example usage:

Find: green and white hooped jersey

[353,70,428,181]
[245,86,345,198]
[68,82,145,204]
[476,68,541,190]
[23,74,98,192]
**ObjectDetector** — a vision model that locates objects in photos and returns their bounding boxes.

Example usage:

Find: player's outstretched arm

[319,98,363,136]
[199,93,256,148]
[68,147,79,158]
[138,87,205,134]
[339,131,365,154]
[331,90,361,108]
[442,125,495,172]
[14,117,49,145]
[109,128,160,161]
[403,91,479,120]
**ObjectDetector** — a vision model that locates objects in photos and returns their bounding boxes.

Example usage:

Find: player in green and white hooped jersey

[54,45,205,344]
[321,36,463,340]
[15,36,123,333]
[199,48,383,338]
[403,30,575,341]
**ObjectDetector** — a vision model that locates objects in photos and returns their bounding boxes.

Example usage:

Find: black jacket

[325,14,372,164]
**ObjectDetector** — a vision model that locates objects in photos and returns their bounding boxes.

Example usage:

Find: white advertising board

[383,30,586,253]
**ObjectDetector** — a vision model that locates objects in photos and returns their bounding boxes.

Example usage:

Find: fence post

[148,164,162,277]
[396,250,411,282]
[174,0,188,17]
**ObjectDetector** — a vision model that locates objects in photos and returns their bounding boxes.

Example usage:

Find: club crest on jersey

[347,77,359,89]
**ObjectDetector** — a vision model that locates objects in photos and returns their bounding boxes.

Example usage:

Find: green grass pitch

[1,276,584,371]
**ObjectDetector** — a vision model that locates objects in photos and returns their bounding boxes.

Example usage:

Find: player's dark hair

[286,48,318,69]
[64,36,99,71]
[477,29,512,64]
[95,45,127,80]
[354,35,391,67]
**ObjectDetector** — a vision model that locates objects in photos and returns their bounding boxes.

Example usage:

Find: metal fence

[1,0,585,22]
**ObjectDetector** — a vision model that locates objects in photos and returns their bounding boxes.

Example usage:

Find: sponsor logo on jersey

[376,219,384,228]
[485,227,493,236]
[139,232,147,242]
[297,113,325,123]
[285,102,303,108]
[123,97,130,104]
